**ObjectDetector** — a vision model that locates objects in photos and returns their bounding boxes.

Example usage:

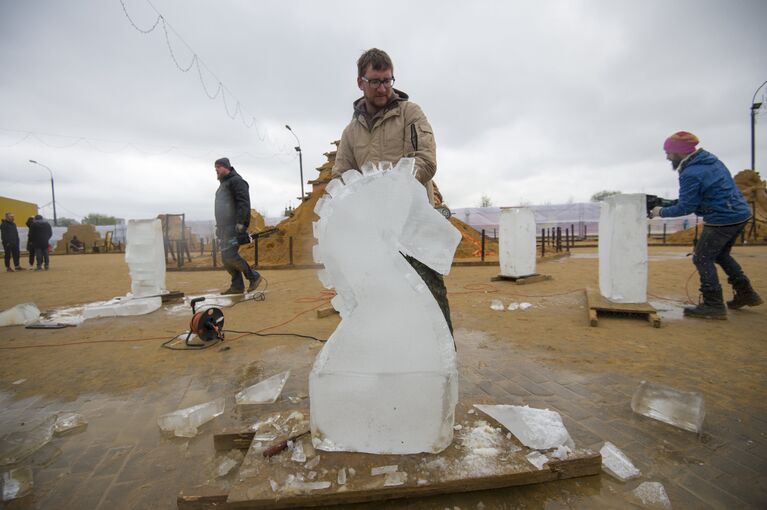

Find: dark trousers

[27,244,34,266]
[221,242,259,290]
[35,247,50,269]
[405,255,454,336]
[3,244,20,268]
[693,221,749,293]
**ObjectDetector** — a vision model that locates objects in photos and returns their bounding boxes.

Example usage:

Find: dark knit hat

[214,157,232,169]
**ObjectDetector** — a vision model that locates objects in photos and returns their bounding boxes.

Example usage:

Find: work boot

[6,267,13,272]
[684,290,727,320]
[727,280,764,309]
[221,286,244,295]
[247,275,262,293]
[14,266,24,271]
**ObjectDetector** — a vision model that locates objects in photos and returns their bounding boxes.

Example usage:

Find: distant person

[331,48,453,334]
[1,212,23,272]
[69,235,84,253]
[29,214,52,271]
[650,131,762,318]
[25,217,35,267]
[214,157,262,294]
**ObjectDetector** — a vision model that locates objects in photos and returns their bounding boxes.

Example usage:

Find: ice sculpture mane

[309,158,462,454]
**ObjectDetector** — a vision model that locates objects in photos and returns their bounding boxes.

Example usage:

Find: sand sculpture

[309,159,461,454]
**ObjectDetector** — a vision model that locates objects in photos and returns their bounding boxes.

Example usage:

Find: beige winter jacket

[332,90,437,205]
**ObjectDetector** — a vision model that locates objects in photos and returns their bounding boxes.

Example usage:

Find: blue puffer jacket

[660,149,751,226]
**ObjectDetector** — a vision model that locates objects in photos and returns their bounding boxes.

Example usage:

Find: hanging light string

[118,0,289,150]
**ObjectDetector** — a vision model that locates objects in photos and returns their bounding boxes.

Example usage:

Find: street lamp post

[750,80,767,171]
[285,125,305,202]
[28,159,57,226]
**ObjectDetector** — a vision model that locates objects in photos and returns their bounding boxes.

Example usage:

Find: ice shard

[310,158,462,454]
[0,303,40,328]
[631,380,705,433]
[474,404,573,450]
[598,194,647,303]
[499,207,537,277]
[235,371,290,405]
[157,397,225,437]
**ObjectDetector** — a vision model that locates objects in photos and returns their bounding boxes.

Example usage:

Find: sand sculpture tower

[598,194,647,303]
[310,158,461,455]
[499,207,537,277]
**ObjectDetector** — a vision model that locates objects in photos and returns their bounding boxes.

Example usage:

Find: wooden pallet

[491,273,552,285]
[179,404,601,509]
[586,289,661,328]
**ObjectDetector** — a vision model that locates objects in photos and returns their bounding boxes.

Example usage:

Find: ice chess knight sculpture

[309,158,461,455]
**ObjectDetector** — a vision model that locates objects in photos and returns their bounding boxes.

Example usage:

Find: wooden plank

[178,485,229,510]
[588,307,599,327]
[585,289,661,328]
[491,274,552,285]
[214,429,257,452]
[225,404,601,508]
[316,306,338,319]
[648,312,661,328]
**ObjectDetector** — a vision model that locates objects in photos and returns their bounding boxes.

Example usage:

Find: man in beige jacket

[332,48,453,335]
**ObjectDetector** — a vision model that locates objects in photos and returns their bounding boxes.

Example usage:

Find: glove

[235,223,245,233]
[649,206,663,219]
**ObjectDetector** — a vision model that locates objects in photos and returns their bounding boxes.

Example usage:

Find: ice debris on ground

[235,371,290,405]
[525,451,549,470]
[290,440,306,463]
[280,474,331,494]
[474,404,573,450]
[371,465,399,476]
[53,413,88,436]
[310,159,461,455]
[157,397,225,438]
[0,415,56,466]
[551,445,572,460]
[0,303,40,327]
[490,300,505,311]
[384,471,408,486]
[600,441,640,481]
[216,450,244,477]
[507,302,533,311]
[337,467,347,485]
[11,379,26,385]
[305,455,321,470]
[1,466,33,501]
[631,380,705,433]
[629,481,672,509]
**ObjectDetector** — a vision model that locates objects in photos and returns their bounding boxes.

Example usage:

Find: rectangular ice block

[598,194,647,303]
[630,380,705,433]
[499,207,536,277]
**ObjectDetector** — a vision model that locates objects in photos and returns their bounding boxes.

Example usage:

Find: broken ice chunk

[157,397,225,438]
[235,371,290,405]
[384,471,408,486]
[600,441,640,481]
[324,178,345,198]
[291,441,306,463]
[305,455,321,470]
[371,465,399,476]
[519,302,532,310]
[629,481,672,509]
[341,169,362,185]
[551,445,572,460]
[631,380,705,433]
[53,413,88,436]
[282,474,331,494]
[525,451,549,470]
[337,467,347,485]
[490,300,505,311]
[0,303,40,327]
[1,466,33,501]
[507,302,519,311]
[269,479,279,492]
[0,415,56,466]
[216,450,244,477]
[474,404,573,450]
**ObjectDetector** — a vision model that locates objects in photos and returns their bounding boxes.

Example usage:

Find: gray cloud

[1,0,765,221]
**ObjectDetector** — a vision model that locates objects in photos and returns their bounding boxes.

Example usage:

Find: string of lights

[118,0,289,148]
[0,128,296,161]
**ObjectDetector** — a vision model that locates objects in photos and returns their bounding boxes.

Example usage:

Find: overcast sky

[1,0,765,222]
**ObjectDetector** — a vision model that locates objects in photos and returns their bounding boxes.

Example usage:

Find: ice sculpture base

[311,371,456,454]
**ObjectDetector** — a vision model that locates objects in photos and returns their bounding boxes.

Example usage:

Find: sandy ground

[0,247,765,509]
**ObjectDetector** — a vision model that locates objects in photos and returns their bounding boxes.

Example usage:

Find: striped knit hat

[663,131,699,155]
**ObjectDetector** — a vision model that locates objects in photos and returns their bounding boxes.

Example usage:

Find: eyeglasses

[361,76,395,89]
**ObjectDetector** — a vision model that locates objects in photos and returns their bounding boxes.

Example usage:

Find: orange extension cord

[0,271,698,351]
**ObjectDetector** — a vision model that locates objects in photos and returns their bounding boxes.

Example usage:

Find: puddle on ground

[649,299,686,321]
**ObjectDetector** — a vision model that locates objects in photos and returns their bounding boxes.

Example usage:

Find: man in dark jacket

[1,212,23,272]
[29,214,53,271]
[650,131,762,319]
[214,158,261,294]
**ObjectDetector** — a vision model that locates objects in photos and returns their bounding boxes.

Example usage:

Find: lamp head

[285,124,292,131]
[29,159,37,164]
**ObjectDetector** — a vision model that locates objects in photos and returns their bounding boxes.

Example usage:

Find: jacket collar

[677,148,702,174]
[353,89,409,127]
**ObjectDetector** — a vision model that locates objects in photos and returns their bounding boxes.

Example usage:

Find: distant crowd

[1,213,54,272]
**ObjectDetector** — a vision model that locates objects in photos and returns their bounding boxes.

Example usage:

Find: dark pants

[35,247,50,269]
[27,244,34,266]
[405,255,454,336]
[3,244,20,268]
[221,241,259,290]
[693,221,749,294]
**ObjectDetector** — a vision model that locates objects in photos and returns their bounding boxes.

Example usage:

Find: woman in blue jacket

[651,131,762,319]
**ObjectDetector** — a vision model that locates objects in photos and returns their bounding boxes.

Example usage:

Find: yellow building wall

[0,196,38,222]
